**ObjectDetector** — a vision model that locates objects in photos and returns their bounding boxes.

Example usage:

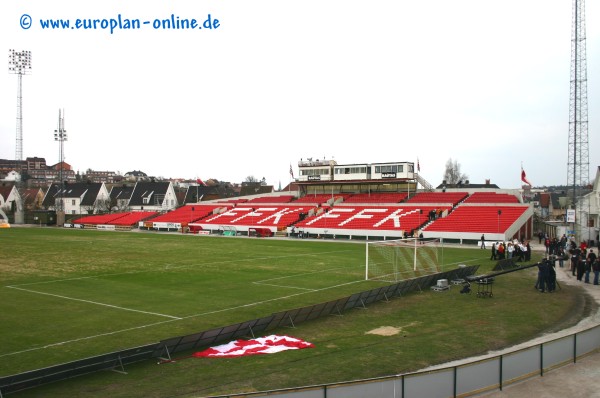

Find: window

[72,199,76,206]
[72,210,76,214]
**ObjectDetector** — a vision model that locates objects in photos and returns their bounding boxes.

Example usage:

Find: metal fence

[0,266,477,396]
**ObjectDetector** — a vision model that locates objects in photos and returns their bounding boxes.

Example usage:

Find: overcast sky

[1,0,598,189]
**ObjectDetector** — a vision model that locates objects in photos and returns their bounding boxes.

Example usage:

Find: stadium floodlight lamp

[8,50,32,75]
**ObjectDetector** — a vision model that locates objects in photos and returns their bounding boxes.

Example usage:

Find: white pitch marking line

[0,278,366,358]
[6,286,181,320]
[252,282,316,291]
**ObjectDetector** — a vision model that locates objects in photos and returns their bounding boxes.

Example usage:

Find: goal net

[365,238,442,282]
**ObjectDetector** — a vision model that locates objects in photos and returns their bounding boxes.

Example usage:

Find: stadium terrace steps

[292,194,350,205]
[405,192,469,206]
[73,211,158,226]
[293,205,451,232]
[194,205,314,231]
[462,192,520,204]
[245,195,295,203]
[423,205,528,233]
[342,192,408,204]
[148,204,225,224]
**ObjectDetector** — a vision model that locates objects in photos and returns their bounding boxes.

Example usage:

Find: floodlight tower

[54,109,67,213]
[8,50,32,162]
[567,0,590,239]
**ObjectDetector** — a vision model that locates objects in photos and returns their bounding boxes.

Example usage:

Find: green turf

[0,227,579,397]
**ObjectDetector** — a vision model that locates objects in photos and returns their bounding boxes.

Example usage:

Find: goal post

[365,238,442,282]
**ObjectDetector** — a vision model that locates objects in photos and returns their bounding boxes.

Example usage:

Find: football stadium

[2,160,597,398]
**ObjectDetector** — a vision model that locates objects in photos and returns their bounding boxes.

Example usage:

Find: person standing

[557,246,565,268]
[571,247,579,276]
[576,248,586,281]
[498,242,505,259]
[507,242,514,259]
[490,243,497,260]
[593,257,600,285]
[587,250,597,284]
[584,255,592,283]
[481,234,486,249]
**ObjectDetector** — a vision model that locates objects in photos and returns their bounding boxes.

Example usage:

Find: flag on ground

[521,167,532,186]
[192,335,314,358]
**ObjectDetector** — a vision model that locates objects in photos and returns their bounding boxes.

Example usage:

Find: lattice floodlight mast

[54,109,67,212]
[567,0,589,217]
[8,50,32,162]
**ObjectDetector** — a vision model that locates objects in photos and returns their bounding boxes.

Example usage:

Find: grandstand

[422,204,532,241]
[59,159,533,243]
[67,188,532,242]
[72,211,157,229]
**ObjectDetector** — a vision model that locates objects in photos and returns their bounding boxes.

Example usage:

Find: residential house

[128,181,177,211]
[109,185,136,211]
[0,183,22,213]
[124,170,149,182]
[18,187,45,210]
[578,166,600,244]
[42,182,110,215]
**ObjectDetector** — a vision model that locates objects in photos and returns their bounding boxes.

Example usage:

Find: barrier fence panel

[0,343,158,394]
[502,347,540,386]
[542,335,574,371]
[327,377,400,398]
[456,358,500,396]
[575,326,600,357]
[404,368,454,398]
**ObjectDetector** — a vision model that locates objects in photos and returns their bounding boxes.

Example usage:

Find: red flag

[192,335,314,358]
[197,179,207,186]
[521,168,531,186]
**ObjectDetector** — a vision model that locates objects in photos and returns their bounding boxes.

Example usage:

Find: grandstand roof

[435,183,500,189]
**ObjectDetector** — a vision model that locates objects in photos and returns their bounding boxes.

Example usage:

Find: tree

[245,176,259,183]
[443,158,469,185]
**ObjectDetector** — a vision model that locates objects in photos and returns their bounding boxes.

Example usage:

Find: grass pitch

[0,227,580,397]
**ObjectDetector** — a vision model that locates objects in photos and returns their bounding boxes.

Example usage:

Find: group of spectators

[427,209,444,221]
[540,233,600,286]
[489,239,532,262]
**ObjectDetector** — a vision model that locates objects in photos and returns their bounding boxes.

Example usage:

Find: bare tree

[443,158,469,185]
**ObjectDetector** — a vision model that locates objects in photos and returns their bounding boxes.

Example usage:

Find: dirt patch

[366,321,421,336]
[366,326,400,336]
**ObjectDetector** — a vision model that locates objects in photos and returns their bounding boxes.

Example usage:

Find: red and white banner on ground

[192,335,314,358]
